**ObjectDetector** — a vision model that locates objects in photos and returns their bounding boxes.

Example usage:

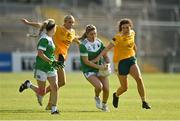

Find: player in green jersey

[79,25,111,112]
[19,19,61,114]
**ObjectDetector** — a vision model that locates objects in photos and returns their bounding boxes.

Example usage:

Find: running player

[79,25,110,112]
[21,15,80,109]
[92,18,151,109]
[19,19,60,114]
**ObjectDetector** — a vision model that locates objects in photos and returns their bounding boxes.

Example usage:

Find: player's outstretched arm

[72,35,81,45]
[73,37,81,45]
[21,18,42,28]
[103,53,110,64]
[92,43,114,63]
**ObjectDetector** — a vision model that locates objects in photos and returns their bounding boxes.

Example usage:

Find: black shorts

[58,54,65,66]
[118,56,136,75]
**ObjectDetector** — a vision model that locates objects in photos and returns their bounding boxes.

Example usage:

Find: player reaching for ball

[92,18,151,109]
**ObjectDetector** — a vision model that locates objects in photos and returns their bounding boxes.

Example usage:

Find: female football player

[19,19,60,114]
[79,25,110,112]
[21,15,80,109]
[92,18,151,109]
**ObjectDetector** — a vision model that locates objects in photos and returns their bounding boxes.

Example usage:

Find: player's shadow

[0,109,46,114]
[62,110,101,113]
[0,109,100,113]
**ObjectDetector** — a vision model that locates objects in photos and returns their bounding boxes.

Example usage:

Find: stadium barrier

[0,52,114,72]
[0,53,12,72]
[2,52,180,73]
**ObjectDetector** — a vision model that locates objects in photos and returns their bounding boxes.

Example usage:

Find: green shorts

[118,56,136,75]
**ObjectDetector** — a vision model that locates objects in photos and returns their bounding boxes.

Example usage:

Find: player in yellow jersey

[92,18,151,109]
[21,15,80,109]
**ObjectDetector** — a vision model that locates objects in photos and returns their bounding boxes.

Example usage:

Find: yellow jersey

[53,25,76,60]
[111,30,136,63]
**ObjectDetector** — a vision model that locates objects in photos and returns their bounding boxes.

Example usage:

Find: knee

[137,76,142,81]
[96,84,103,92]
[57,69,66,88]
[136,77,143,85]
[103,86,109,94]
[37,88,46,96]
[121,86,128,92]
[58,81,65,88]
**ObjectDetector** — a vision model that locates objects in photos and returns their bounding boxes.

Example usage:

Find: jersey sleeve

[110,35,119,46]
[100,40,105,50]
[79,44,88,56]
[37,38,48,51]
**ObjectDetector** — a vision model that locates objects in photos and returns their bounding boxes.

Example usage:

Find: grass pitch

[0,72,180,120]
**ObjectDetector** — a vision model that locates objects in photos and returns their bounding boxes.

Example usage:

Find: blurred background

[0,0,179,73]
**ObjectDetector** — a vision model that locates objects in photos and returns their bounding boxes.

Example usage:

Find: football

[99,63,111,77]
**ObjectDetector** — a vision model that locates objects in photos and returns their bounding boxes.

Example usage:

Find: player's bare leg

[87,75,103,109]
[99,76,109,112]
[130,64,151,109]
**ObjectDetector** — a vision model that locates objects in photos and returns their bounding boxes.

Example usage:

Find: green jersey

[35,34,55,72]
[79,38,105,73]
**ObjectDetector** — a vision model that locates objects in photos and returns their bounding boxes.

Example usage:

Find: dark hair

[119,18,133,32]
[79,24,96,40]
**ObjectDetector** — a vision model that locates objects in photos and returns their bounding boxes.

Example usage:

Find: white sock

[95,96,100,99]
[27,82,31,88]
[102,102,106,105]
[51,105,57,112]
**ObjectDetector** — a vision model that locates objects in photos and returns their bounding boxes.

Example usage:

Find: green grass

[0,72,180,120]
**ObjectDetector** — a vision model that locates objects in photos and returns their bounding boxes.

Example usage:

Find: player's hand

[98,65,108,71]
[50,61,64,70]
[105,63,111,69]
[73,37,81,45]
[99,63,111,77]
[91,56,101,63]
[56,61,65,69]
[21,18,29,24]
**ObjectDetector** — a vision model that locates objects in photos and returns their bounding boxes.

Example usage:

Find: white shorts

[83,72,99,78]
[34,69,57,82]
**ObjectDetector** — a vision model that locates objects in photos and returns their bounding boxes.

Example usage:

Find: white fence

[5,52,113,72]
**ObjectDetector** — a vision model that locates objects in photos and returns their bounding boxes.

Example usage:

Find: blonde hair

[27,19,55,38]
[38,19,55,36]
[64,15,75,22]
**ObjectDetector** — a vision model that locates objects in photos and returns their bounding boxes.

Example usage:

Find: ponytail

[38,21,48,36]
[26,19,55,38]
[78,33,87,40]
